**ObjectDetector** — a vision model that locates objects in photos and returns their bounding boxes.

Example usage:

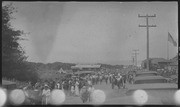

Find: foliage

[2,3,38,82]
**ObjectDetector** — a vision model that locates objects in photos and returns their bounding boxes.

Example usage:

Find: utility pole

[138,14,156,71]
[132,55,135,66]
[132,50,139,66]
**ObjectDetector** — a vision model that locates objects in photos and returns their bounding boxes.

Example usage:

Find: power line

[138,14,156,70]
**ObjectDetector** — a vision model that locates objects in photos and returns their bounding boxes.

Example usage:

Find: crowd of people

[2,65,177,105]
[18,70,135,105]
[157,68,177,77]
[6,67,175,105]
[156,67,178,84]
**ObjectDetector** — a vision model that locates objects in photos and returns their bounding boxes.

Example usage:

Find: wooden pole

[138,14,156,71]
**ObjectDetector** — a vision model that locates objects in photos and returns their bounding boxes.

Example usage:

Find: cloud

[12,2,65,62]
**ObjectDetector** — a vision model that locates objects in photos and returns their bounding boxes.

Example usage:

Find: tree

[2,3,38,82]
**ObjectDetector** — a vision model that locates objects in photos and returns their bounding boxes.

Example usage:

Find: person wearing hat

[87,79,92,86]
[42,84,51,105]
[87,85,94,102]
[70,84,75,96]
[80,85,89,103]
[75,80,80,96]
[61,81,65,92]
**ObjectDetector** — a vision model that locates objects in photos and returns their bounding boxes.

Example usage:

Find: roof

[158,60,172,63]
[171,54,178,61]
[58,68,66,73]
[134,76,165,81]
[142,58,168,65]
[126,83,178,90]
[75,71,94,74]
[71,64,101,69]
[151,58,169,64]
[2,80,16,86]
[136,71,158,75]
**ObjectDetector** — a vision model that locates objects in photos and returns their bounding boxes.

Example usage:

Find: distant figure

[61,81,65,91]
[88,79,92,86]
[75,81,80,96]
[71,85,75,96]
[57,82,60,89]
[99,76,103,84]
[105,75,108,84]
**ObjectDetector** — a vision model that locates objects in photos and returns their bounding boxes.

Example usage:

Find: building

[170,54,178,66]
[169,54,178,73]
[141,55,178,71]
[141,58,170,70]
[71,64,101,74]
[157,60,171,69]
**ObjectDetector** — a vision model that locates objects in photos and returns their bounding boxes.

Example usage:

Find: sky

[4,2,178,65]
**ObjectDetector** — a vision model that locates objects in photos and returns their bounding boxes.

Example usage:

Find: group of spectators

[157,68,177,77]
[156,67,178,84]
[2,69,138,105]
[21,73,106,104]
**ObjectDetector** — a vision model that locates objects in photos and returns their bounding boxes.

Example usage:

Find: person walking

[61,81,65,92]
[80,86,89,103]
[68,79,72,96]
[75,80,80,96]
[105,74,108,84]
[87,79,92,86]
[70,84,75,96]
[99,75,103,84]
[88,85,94,102]
[57,81,60,89]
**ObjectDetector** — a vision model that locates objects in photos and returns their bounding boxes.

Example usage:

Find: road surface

[62,81,138,105]
[61,81,166,105]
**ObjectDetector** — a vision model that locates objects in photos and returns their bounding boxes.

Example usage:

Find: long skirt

[42,96,50,105]
[75,86,79,96]
[88,91,93,102]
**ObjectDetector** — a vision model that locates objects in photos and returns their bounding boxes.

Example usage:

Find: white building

[71,64,101,74]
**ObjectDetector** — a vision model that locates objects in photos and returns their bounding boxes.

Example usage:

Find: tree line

[2,3,39,83]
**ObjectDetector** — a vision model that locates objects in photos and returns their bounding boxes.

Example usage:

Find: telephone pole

[132,55,135,66]
[132,50,139,66]
[138,14,156,71]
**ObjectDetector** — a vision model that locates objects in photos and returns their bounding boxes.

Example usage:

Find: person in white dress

[88,79,92,86]
[75,80,79,96]
[71,85,75,96]
[80,86,88,103]
[42,84,51,105]
[57,82,60,89]
[88,85,94,102]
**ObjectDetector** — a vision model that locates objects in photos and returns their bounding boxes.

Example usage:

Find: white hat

[44,84,49,87]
